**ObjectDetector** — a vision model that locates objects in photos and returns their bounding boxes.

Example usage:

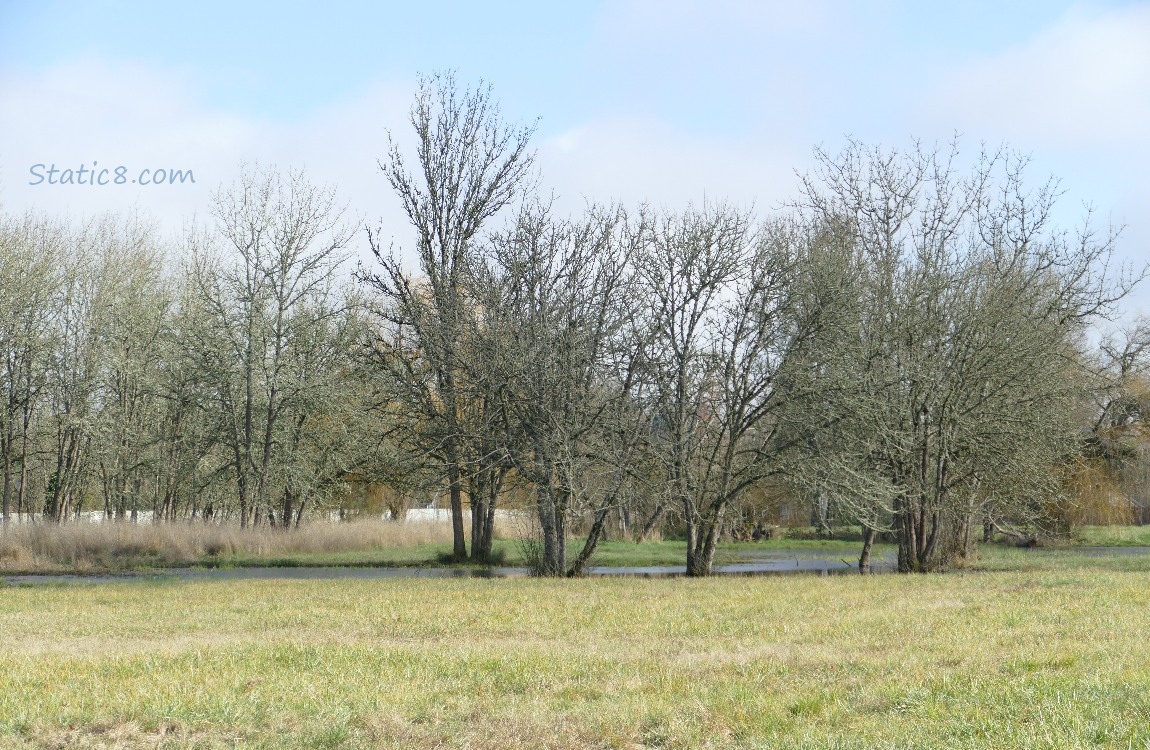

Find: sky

[1,0,1148,316]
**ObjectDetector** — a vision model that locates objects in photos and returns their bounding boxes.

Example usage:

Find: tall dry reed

[0,518,485,571]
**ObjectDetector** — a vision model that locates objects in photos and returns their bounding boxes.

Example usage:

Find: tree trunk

[686,504,724,577]
[17,421,31,520]
[482,501,496,560]
[686,547,709,576]
[859,524,877,574]
[469,478,487,562]
[551,485,568,575]
[638,503,665,541]
[470,467,502,563]
[535,481,557,575]
[2,434,12,524]
[896,496,920,573]
[533,472,569,576]
[469,471,491,563]
[568,501,611,577]
[446,459,467,561]
[812,490,831,536]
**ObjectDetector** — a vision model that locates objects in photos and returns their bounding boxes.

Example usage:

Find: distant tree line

[0,168,387,531]
[1,72,1144,574]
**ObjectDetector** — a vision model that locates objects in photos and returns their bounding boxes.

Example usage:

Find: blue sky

[1,0,1148,313]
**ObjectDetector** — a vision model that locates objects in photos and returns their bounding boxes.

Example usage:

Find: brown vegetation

[0,519,486,572]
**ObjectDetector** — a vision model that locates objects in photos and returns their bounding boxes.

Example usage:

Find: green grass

[0,534,888,574]
[971,544,1150,573]
[0,521,890,575]
[2,568,1150,748]
[6,521,1147,576]
[1070,524,1150,547]
[209,537,888,571]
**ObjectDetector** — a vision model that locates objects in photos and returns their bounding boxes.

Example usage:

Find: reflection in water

[2,548,902,585]
[13,546,1145,586]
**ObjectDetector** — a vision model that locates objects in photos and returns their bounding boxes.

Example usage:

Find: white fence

[3,509,525,525]
[330,508,525,523]
[404,508,523,523]
[2,511,156,524]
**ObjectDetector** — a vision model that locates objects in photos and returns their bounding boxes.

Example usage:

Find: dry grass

[0,519,477,572]
[2,571,1150,748]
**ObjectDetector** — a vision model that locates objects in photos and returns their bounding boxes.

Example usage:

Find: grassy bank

[2,521,1147,575]
[2,570,1149,748]
[0,521,888,574]
[1071,524,1150,546]
[973,544,1150,573]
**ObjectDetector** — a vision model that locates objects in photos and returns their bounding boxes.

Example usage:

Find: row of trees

[788,143,1137,571]
[363,74,1141,574]
[2,73,1143,574]
[0,169,385,529]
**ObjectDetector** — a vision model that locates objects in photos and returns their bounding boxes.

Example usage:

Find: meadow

[3,553,1150,749]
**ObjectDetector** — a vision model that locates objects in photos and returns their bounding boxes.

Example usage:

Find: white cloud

[538,114,805,216]
[928,4,1150,148]
[920,3,1150,318]
[252,78,417,257]
[0,60,417,266]
[0,59,253,232]
[4,14,1146,320]
[0,57,813,267]
[596,0,834,43]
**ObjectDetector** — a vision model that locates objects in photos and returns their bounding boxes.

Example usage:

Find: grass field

[3,561,1150,749]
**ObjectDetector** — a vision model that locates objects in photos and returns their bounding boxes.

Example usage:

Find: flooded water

[1,548,897,586]
[8,546,1146,586]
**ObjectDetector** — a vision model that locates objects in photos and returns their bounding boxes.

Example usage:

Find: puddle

[1,548,898,586]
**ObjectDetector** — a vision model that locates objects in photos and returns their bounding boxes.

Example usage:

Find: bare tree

[0,212,66,523]
[1066,320,1150,525]
[90,218,171,521]
[364,71,536,560]
[472,201,645,575]
[189,165,354,527]
[41,220,111,522]
[637,206,841,575]
[793,139,1141,571]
